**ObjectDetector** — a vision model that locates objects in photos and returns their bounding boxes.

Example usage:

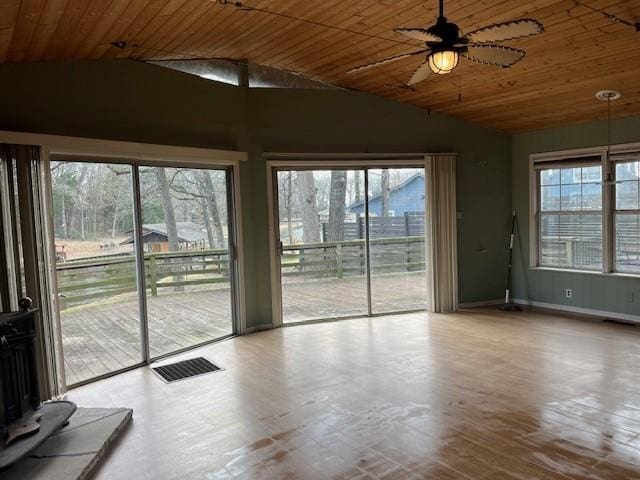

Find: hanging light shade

[428,50,459,75]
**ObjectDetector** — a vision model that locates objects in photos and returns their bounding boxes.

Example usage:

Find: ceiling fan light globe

[428,50,459,74]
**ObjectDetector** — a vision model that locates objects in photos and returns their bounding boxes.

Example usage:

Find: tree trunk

[199,171,225,248]
[80,202,85,240]
[92,197,98,240]
[327,170,347,241]
[381,169,390,217]
[111,200,120,238]
[295,171,319,243]
[67,205,77,239]
[286,171,293,244]
[202,199,215,249]
[75,164,89,240]
[154,168,179,251]
[354,170,362,204]
[61,191,68,238]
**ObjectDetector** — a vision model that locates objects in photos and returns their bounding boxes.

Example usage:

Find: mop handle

[505,210,517,304]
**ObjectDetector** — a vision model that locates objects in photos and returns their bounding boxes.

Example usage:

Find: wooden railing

[56,236,426,308]
[540,237,602,269]
[56,249,230,308]
[282,236,425,280]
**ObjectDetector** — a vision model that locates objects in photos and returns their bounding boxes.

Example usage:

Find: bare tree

[286,172,293,244]
[381,169,390,217]
[201,197,215,248]
[327,170,347,241]
[353,170,362,204]
[154,168,179,251]
[278,172,294,244]
[73,163,90,240]
[295,171,320,243]
[198,171,225,248]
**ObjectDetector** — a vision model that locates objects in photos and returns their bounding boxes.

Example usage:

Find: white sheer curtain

[425,154,458,312]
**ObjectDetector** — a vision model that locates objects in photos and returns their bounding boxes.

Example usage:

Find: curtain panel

[425,154,458,313]
[0,144,66,398]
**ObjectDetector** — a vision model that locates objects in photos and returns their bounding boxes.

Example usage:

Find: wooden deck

[282,272,427,322]
[60,289,234,385]
[61,273,427,385]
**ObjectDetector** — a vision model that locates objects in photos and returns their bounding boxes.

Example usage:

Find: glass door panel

[50,161,142,385]
[139,166,233,357]
[278,169,367,323]
[367,168,428,314]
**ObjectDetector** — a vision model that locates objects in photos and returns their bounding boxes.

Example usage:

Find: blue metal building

[348,173,425,216]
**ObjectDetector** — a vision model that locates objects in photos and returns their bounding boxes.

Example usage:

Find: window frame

[613,158,640,274]
[529,142,640,277]
[535,160,604,271]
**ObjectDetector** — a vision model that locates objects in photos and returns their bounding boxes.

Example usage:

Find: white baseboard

[457,299,504,308]
[244,323,274,334]
[513,298,639,324]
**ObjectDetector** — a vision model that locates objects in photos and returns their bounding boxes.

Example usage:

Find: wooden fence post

[404,213,411,272]
[149,255,158,296]
[336,243,343,279]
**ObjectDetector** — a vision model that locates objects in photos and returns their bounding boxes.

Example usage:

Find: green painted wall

[511,116,640,317]
[0,60,511,328]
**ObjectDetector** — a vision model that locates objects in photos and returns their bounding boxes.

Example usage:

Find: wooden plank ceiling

[1,0,640,132]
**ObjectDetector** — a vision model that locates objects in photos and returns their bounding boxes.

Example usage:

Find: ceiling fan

[348,0,544,85]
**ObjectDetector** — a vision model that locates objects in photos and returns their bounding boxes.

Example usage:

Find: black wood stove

[0,300,41,440]
[0,298,76,471]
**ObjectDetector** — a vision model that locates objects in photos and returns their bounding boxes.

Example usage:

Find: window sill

[529,266,640,279]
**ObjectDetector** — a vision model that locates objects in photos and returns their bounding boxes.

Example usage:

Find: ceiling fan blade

[464,19,543,44]
[348,49,428,74]
[407,60,432,86]
[463,45,526,67]
[393,27,442,43]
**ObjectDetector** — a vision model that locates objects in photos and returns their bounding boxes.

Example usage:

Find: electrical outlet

[565,289,573,299]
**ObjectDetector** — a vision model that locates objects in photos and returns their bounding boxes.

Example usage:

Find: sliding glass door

[139,166,234,357]
[51,161,143,385]
[275,165,428,324]
[367,168,428,314]
[278,169,367,322]
[50,159,237,386]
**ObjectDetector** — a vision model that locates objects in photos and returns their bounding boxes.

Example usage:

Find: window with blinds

[615,159,640,274]
[531,149,640,276]
[537,162,602,270]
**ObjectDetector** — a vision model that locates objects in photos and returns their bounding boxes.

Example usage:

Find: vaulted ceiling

[1,0,640,132]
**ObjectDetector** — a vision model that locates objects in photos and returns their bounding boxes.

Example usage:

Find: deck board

[61,273,427,385]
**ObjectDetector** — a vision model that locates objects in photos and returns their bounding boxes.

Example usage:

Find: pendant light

[595,89,622,186]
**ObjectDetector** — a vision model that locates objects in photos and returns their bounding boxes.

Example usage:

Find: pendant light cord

[596,89,622,184]
[606,96,613,182]
[608,97,612,158]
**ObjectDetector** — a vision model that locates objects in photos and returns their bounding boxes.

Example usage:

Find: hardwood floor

[67,308,640,480]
